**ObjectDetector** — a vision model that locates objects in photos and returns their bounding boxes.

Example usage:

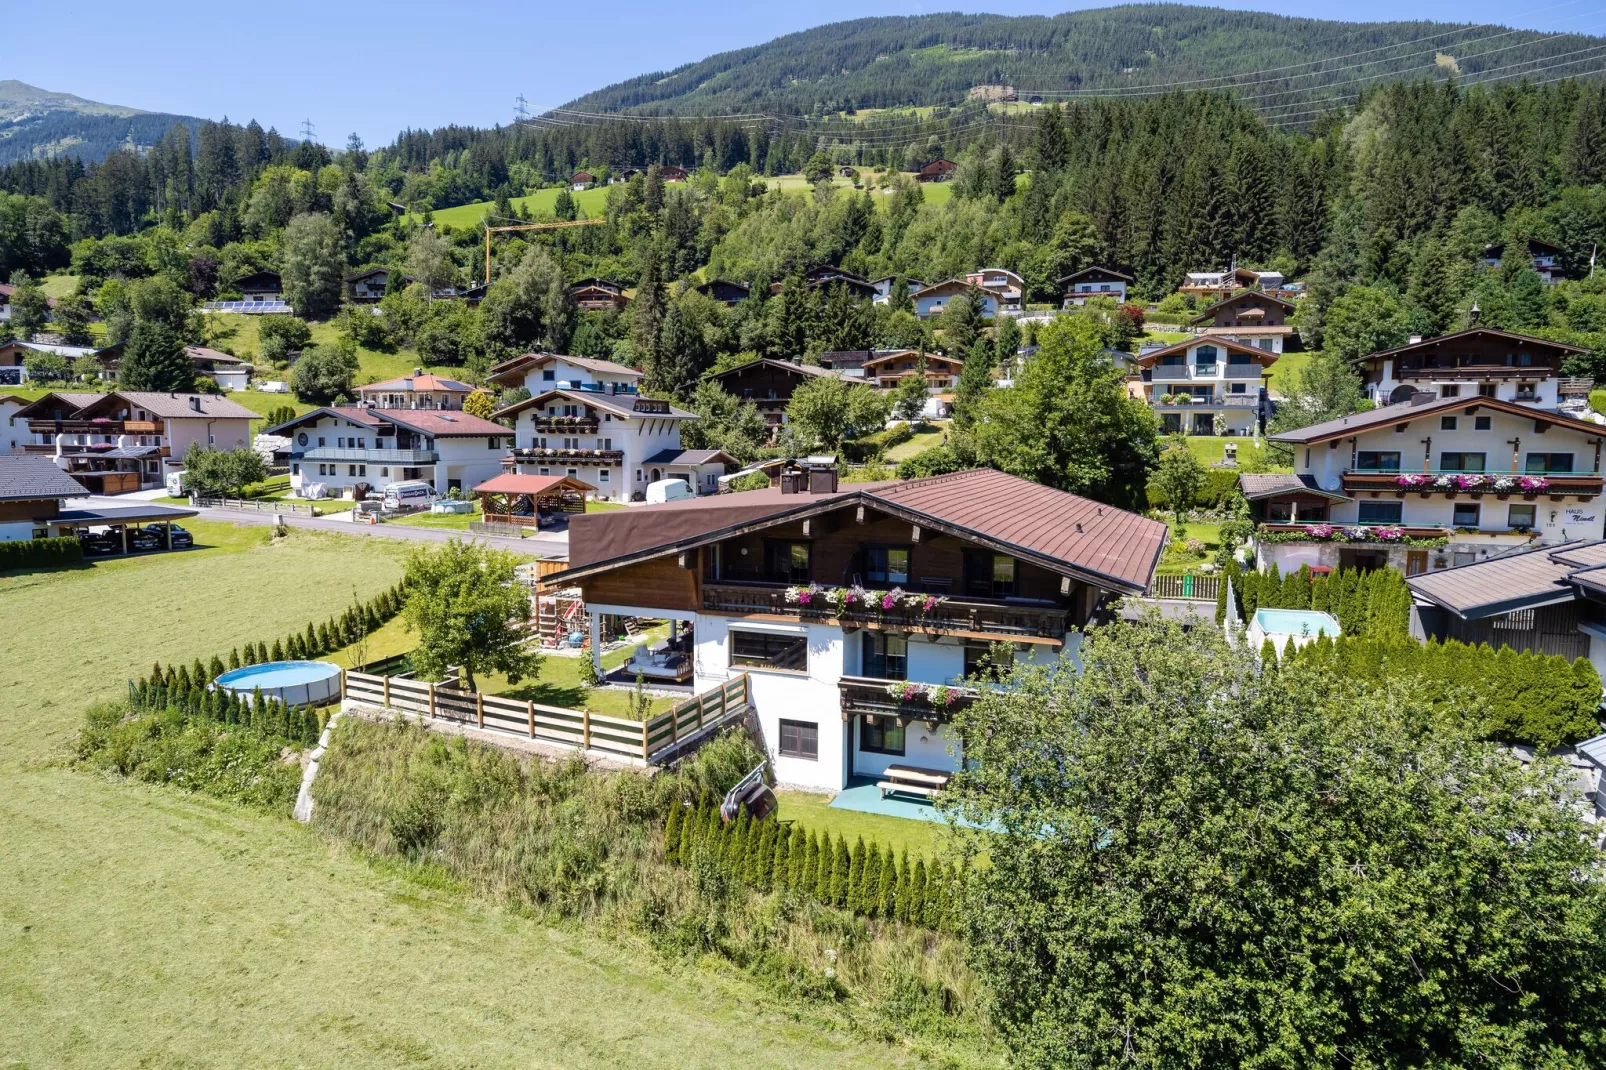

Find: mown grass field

[0,521,931,1068]
[202,312,447,386]
[776,789,950,860]
[1179,435,1288,471]
[886,426,947,461]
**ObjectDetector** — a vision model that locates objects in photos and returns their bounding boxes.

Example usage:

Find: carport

[49,503,200,554]
[473,473,594,527]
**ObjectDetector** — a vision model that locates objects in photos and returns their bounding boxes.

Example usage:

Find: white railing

[297,447,438,463]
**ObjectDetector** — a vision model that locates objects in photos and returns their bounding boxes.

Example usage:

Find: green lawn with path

[886,425,947,462]
[0,520,930,1068]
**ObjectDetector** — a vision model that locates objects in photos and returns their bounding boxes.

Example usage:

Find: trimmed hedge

[1218,560,1412,639]
[1285,634,1603,749]
[663,796,963,932]
[0,536,83,571]
[1147,467,1242,511]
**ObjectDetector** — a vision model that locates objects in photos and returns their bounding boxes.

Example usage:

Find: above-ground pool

[1249,608,1342,652]
[215,661,342,706]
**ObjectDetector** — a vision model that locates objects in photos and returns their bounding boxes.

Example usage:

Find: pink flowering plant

[885,681,927,703]
[1519,475,1551,491]
[1454,474,1489,490]
[785,583,823,606]
[1396,473,1431,487]
[881,586,905,611]
[1304,523,1337,540]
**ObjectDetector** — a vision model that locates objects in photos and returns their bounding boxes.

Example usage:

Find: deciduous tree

[401,540,542,693]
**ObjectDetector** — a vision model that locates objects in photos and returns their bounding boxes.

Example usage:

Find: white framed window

[599,469,610,482]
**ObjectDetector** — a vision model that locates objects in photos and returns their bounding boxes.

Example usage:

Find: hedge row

[1217,561,1412,639]
[1147,468,1243,511]
[1276,634,1603,750]
[218,581,406,672]
[129,672,322,747]
[663,796,962,932]
[0,536,82,571]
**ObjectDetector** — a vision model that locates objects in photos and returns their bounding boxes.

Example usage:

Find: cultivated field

[0,522,925,1068]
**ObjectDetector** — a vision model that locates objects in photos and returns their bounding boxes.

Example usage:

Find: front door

[1406,550,1428,576]
[1191,413,1214,435]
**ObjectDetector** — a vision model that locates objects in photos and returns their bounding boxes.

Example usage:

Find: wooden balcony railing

[1341,471,1603,497]
[510,447,624,465]
[700,581,1071,640]
[27,418,164,435]
[838,674,975,724]
[1396,365,1553,381]
[531,417,600,433]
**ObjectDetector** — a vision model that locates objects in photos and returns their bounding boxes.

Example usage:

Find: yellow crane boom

[483,219,607,284]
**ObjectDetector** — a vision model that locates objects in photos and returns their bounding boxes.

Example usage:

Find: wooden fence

[193,496,322,517]
[341,670,750,765]
[1151,573,1220,602]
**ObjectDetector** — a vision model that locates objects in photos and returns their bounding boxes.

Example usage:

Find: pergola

[473,473,595,527]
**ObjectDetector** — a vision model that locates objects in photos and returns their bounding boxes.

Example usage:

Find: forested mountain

[564,6,1605,117]
[0,81,206,166]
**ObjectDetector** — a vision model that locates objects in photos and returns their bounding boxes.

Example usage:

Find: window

[337,436,345,447]
[1439,384,1460,398]
[764,540,812,582]
[965,551,1016,597]
[599,470,609,482]
[1440,452,1486,473]
[1230,382,1247,394]
[779,719,818,760]
[1526,453,1574,473]
[1507,504,1537,529]
[1440,416,1458,431]
[1194,345,1218,370]
[487,437,499,450]
[862,632,908,680]
[866,546,911,585]
[291,463,300,475]
[1453,502,1481,528]
[380,467,389,477]
[1474,415,1492,430]
[730,629,808,672]
[1477,385,1497,399]
[1160,355,1186,367]
[542,369,555,381]
[1515,384,1538,401]
[1355,451,1401,472]
[964,643,996,679]
[358,465,366,476]
[349,465,358,476]
[539,467,550,476]
[860,716,905,756]
[1357,500,1403,524]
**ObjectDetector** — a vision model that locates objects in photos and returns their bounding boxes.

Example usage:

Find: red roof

[359,374,473,393]
[473,473,595,495]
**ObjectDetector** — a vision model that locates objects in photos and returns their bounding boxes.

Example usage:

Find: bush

[726,471,772,492]
[0,536,82,571]
[896,446,964,481]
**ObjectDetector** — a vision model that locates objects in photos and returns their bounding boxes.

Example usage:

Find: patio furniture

[876,765,951,800]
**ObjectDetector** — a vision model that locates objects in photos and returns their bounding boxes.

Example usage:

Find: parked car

[78,530,120,555]
[127,528,163,552]
[144,524,193,548]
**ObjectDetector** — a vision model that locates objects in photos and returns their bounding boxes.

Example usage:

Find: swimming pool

[215,661,342,706]
[1254,609,1342,638]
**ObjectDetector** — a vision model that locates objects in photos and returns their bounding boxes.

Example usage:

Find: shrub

[0,536,82,571]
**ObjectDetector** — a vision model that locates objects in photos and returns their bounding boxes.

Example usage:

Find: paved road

[73,496,569,558]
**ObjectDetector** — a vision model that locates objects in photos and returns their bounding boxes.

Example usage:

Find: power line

[299,118,316,143]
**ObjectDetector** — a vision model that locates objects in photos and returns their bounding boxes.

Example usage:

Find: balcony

[1152,394,1259,411]
[296,447,439,463]
[509,447,625,465]
[700,581,1071,641]
[1340,470,1603,498]
[838,675,976,724]
[1257,522,1450,540]
[1396,365,1551,381]
[1222,363,1267,379]
[27,418,164,435]
[1150,365,1193,381]
[531,416,600,433]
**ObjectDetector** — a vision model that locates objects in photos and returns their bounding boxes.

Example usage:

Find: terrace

[297,446,440,464]
[508,447,625,465]
[530,415,600,433]
[1341,468,1603,497]
[836,674,976,722]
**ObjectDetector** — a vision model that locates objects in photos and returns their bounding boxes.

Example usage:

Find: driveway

[71,496,569,559]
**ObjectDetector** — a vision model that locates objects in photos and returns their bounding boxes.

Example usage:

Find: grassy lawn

[1265,348,1312,395]
[0,522,913,1068]
[1180,435,1289,472]
[886,425,946,461]
[775,789,951,861]
[385,501,481,529]
[409,186,614,230]
[1157,520,1223,574]
[40,274,80,299]
[203,312,447,388]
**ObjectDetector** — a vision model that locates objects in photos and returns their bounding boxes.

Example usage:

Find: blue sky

[8,0,1606,148]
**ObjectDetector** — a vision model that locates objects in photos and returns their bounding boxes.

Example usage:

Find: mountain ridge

[0,80,205,165]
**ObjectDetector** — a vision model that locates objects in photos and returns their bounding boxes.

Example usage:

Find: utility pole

[299,118,316,143]
[515,94,530,122]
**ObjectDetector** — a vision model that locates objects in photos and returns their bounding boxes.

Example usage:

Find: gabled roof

[1353,327,1587,365]
[1058,266,1133,284]
[642,448,738,466]
[554,468,1167,595]
[81,391,258,420]
[911,279,993,299]
[473,473,595,496]
[486,351,644,386]
[234,269,281,287]
[266,406,508,438]
[0,455,89,502]
[567,277,625,294]
[358,373,473,394]
[493,387,695,421]
[12,391,105,418]
[694,278,751,298]
[863,350,957,369]
[705,357,842,383]
[1237,472,1353,502]
[1188,290,1295,324]
[1408,540,1606,619]
[1132,335,1279,367]
[345,267,406,283]
[184,346,245,365]
[1270,394,1606,445]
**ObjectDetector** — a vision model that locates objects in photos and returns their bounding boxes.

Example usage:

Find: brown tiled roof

[1356,327,1586,365]
[473,473,595,495]
[103,392,258,419]
[1188,291,1295,324]
[358,373,472,393]
[13,391,104,418]
[561,468,1166,594]
[706,358,842,383]
[371,408,508,437]
[1407,541,1606,618]
[1271,394,1606,445]
[184,346,245,365]
[494,387,695,421]
[488,351,643,383]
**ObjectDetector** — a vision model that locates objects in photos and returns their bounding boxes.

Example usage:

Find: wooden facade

[1194,291,1290,329]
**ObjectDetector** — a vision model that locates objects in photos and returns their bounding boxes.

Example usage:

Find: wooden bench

[876,764,951,800]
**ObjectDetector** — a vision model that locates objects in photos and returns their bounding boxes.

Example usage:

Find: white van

[645,478,694,504]
[382,480,436,512]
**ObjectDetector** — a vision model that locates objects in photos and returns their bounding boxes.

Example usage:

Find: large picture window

[730,629,808,672]
[778,719,818,760]
[1355,451,1401,472]
[862,632,908,680]
[764,540,812,583]
[1439,452,1487,473]
[964,550,1016,598]
[1525,453,1574,473]
[860,716,905,756]
[1357,501,1403,524]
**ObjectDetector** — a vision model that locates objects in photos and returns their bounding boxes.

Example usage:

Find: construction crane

[483,219,606,285]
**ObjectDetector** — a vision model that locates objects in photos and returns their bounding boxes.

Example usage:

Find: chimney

[412,367,422,376]
[189,396,202,412]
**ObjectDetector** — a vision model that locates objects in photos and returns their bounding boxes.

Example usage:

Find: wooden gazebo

[473,473,594,527]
